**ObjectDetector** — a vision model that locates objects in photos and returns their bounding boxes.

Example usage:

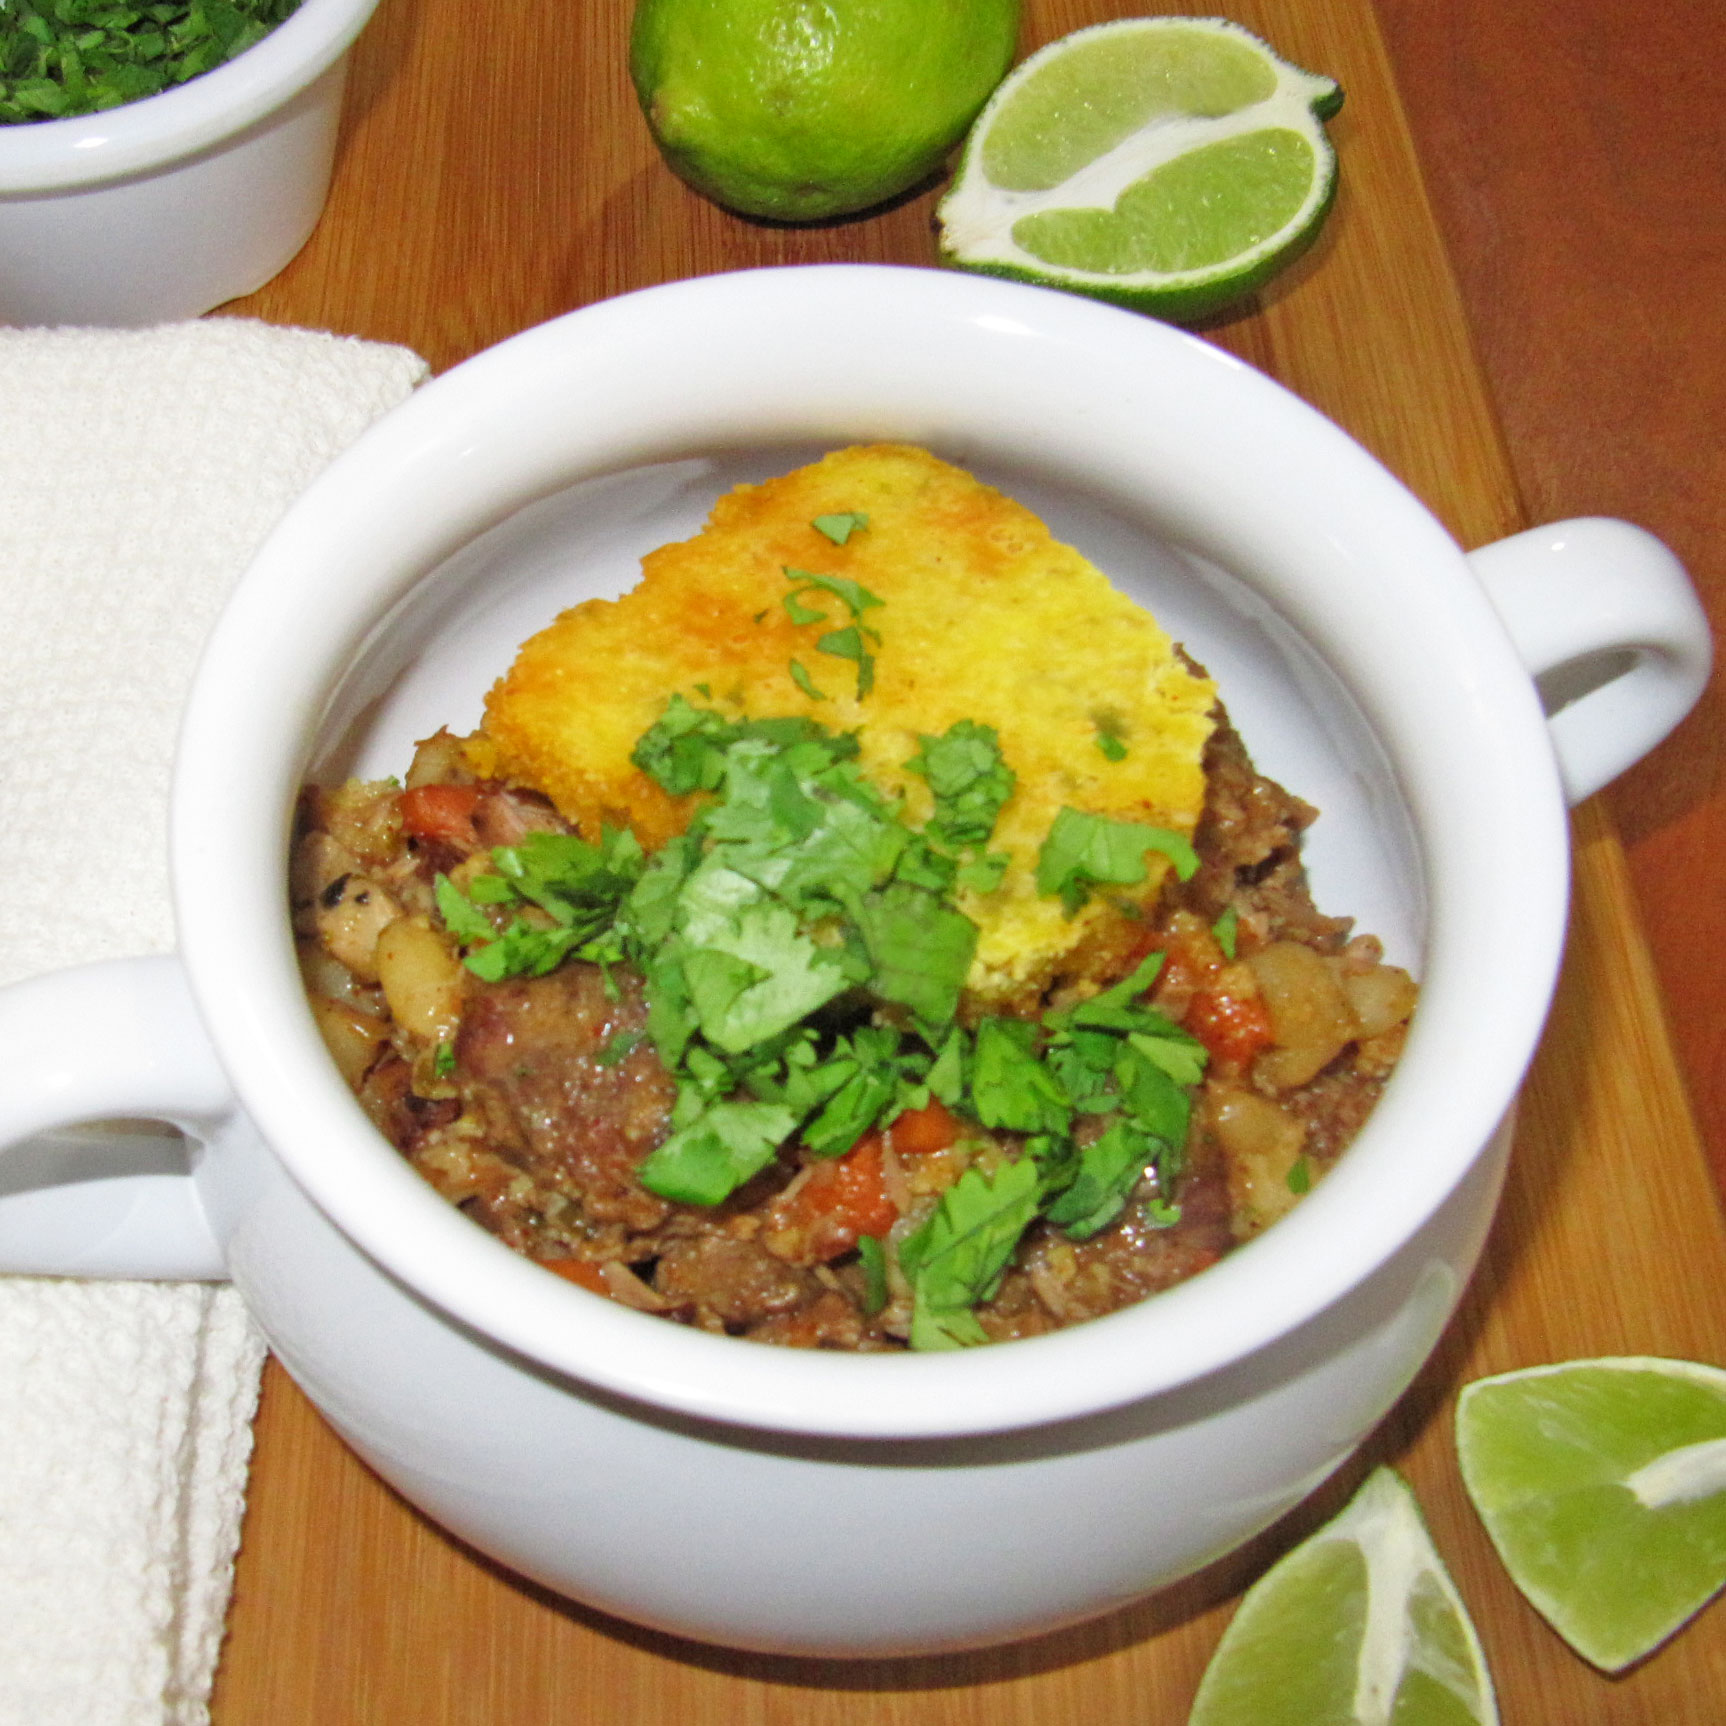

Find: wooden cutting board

[211,1,1726,1718]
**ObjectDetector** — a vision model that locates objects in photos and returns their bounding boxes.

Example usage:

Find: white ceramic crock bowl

[0,0,378,326]
[0,266,1708,1655]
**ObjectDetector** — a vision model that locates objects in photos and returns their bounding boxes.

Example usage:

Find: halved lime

[1456,1356,1726,1672]
[937,17,1342,323]
[1188,1468,1497,1726]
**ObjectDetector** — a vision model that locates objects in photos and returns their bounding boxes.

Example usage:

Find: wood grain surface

[209,0,1726,1718]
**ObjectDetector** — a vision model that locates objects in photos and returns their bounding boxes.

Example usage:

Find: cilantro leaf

[594,1028,644,1068]
[621,833,701,950]
[899,1158,1040,1351]
[1043,1119,1157,1240]
[816,624,878,698]
[461,920,584,982]
[782,567,884,621]
[1213,904,1239,959]
[1063,949,1166,1029]
[800,1026,927,1157]
[783,590,829,627]
[911,1305,990,1350]
[1092,711,1130,761]
[811,512,869,545]
[491,827,643,931]
[1114,1040,1195,1145]
[1035,807,1200,916]
[780,569,884,699]
[906,721,1015,855]
[675,876,850,1053]
[437,826,646,983]
[856,1233,889,1313]
[1126,1016,1207,1088]
[925,1027,968,1107]
[955,850,1009,895]
[969,1017,1071,1136]
[629,693,735,794]
[636,1098,799,1205]
[852,882,977,1027]
[434,873,496,945]
[632,701,842,795]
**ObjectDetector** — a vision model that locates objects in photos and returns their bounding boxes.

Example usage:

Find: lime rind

[1189,1468,1498,1726]
[1456,1356,1726,1673]
[937,17,1341,323]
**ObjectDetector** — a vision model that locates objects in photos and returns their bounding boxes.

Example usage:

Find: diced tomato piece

[539,1257,609,1295]
[1186,986,1276,1068]
[781,1134,899,1260]
[887,1097,961,1157]
[399,783,481,847]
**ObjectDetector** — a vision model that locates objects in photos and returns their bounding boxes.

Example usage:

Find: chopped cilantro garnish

[816,623,878,698]
[1287,1155,1312,1195]
[1144,1195,1183,1228]
[1093,712,1130,761]
[0,0,301,125]
[637,1097,801,1205]
[955,850,1009,895]
[629,694,737,795]
[1213,904,1239,959]
[436,827,645,984]
[1035,807,1200,916]
[679,890,850,1053]
[1043,1119,1157,1239]
[494,827,644,929]
[907,720,1015,855]
[970,1016,1071,1137]
[435,873,495,944]
[782,567,884,621]
[798,1026,922,1157]
[899,1158,1040,1350]
[594,1028,644,1068]
[925,1027,968,1107]
[811,511,869,545]
[856,1233,889,1314]
[783,591,827,627]
[466,872,518,905]
[852,883,976,1027]
[433,1039,457,1078]
[779,568,883,699]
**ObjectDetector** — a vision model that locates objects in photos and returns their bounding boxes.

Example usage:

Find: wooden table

[211,1,1726,1718]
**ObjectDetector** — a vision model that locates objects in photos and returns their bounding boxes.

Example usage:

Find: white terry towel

[0,319,429,1726]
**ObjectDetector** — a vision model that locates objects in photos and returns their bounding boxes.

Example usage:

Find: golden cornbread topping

[472,444,1217,1013]
[295,447,1417,1350]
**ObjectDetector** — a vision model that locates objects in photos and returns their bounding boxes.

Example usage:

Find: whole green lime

[629,0,1021,223]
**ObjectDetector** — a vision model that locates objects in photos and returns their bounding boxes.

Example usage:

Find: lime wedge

[1189,1468,1498,1726]
[937,18,1342,323]
[1456,1357,1726,1672]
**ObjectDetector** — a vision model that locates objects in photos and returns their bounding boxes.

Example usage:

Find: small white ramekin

[0,0,379,326]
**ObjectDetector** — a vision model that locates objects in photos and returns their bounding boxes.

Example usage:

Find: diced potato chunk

[1248,940,1361,1090]
[375,916,465,1046]
[1211,1085,1308,1237]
